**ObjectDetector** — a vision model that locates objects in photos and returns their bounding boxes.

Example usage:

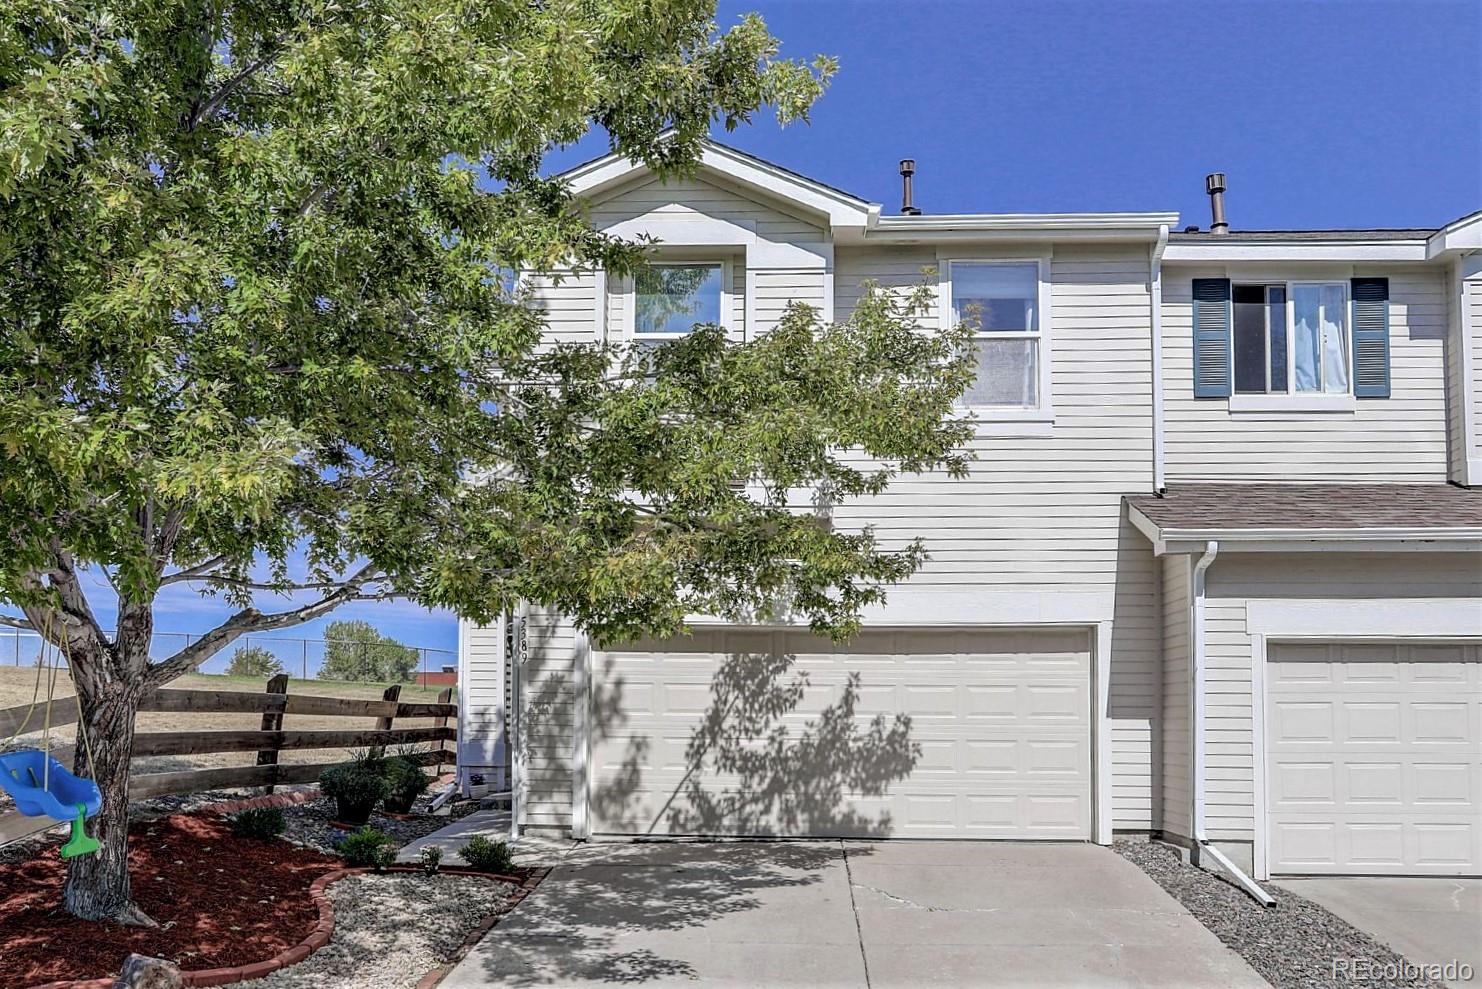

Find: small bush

[320,750,391,824]
[381,755,433,814]
[421,845,443,875]
[461,835,513,874]
[338,826,395,867]
[228,806,286,841]
[372,843,398,872]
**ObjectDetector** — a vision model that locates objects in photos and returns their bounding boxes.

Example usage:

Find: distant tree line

[223,620,418,683]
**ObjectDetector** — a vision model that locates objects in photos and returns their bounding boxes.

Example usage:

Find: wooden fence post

[433,687,453,777]
[255,674,290,794]
[374,684,401,748]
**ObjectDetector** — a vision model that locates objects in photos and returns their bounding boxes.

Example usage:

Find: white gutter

[1190,541,1276,907]
[1151,224,1168,493]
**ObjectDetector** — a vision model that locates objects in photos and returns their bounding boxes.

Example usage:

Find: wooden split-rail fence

[0,675,457,846]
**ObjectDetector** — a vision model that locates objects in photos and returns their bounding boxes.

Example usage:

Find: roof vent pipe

[1205,172,1229,235]
[899,159,921,216]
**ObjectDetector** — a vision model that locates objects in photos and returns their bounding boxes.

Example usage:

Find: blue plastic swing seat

[0,750,102,821]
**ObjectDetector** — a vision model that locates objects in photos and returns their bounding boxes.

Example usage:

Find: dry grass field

[0,665,453,776]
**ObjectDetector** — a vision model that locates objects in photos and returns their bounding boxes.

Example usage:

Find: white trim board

[680,589,1117,627]
[1094,619,1114,846]
[1244,598,1482,638]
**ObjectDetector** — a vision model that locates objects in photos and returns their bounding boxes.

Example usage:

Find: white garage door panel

[590,627,1092,839]
[1267,642,1482,876]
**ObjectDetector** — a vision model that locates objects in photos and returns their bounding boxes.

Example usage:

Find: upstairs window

[945,260,1046,409]
[1233,281,1350,395]
[633,262,725,338]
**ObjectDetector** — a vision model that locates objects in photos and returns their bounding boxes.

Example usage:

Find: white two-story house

[457,139,1482,884]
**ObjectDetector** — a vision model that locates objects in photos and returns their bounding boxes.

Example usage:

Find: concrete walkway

[1275,878,1482,989]
[396,809,579,868]
[441,841,1268,988]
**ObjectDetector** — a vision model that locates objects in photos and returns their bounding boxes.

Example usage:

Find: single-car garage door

[588,626,1092,839]
[1267,641,1482,876]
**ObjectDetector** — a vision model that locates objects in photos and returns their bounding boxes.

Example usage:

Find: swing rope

[0,611,101,794]
[0,634,50,752]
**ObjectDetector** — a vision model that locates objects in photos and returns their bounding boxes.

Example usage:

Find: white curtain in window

[1318,283,1349,393]
[963,339,1038,407]
[1292,284,1349,394]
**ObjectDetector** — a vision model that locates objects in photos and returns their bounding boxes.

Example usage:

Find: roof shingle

[1126,483,1482,531]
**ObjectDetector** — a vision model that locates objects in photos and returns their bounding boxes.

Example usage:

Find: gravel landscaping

[229,873,520,989]
[1115,836,1447,989]
[279,794,478,854]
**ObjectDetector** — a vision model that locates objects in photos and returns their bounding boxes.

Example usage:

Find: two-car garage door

[1266,641,1482,876]
[589,627,1092,840]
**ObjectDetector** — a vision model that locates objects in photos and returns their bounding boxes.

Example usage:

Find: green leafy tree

[320,619,417,683]
[0,0,972,925]
[224,643,284,679]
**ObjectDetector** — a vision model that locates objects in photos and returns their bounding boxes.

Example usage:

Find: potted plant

[319,750,390,826]
[381,752,433,816]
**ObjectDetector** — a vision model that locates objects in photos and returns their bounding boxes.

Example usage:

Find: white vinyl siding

[526,269,600,347]
[1160,554,1192,839]
[1164,268,1451,480]
[588,173,827,340]
[753,266,826,334]
[516,606,584,830]
[458,618,507,787]
[1470,271,1482,470]
[1445,264,1467,480]
[1199,553,1482,850]
[833,244,1162,831]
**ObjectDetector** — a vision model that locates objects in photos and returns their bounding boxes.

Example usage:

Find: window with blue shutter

[1350,277,1391,398]
[1192,278,1232,398]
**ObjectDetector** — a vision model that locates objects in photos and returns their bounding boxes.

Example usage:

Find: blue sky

[553,0,1481,228]
[6,0,1477,663]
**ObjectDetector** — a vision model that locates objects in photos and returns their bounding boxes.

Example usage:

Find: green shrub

[319,750,391,824]
[461,835,513,874]
[421,845,443,875]
[228,806,286,841]
[372,843,398,872]
[338,826,395,867]
[381,755,433,814]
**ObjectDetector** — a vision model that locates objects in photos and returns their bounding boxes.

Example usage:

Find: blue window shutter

[1192,278,1232,398]
[1351,277,1391,398]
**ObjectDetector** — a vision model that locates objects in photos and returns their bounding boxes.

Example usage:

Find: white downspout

[509,601,527,844]
[1190,541,1275,906]
[1150,224,1168,493]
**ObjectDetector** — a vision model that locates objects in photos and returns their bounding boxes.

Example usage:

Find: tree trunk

[62,665,153,925]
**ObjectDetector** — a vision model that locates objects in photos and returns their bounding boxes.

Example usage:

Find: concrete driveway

[1275,878,1481,988]
[443,840,1267,988]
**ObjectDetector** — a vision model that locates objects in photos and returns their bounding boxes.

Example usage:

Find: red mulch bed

[0,814,341,988]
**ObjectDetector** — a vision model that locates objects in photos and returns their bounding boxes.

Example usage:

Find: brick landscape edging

[26,865,548,989]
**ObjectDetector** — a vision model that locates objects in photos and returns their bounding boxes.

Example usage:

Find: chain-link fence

[0,629,457,686]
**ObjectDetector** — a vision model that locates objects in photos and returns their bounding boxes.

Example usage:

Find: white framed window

[1233,280,1350,397]
[939,258,1051,414]
[622,260,732,340]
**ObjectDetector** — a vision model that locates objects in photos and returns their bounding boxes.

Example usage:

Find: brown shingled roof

[1126,483,1482,531]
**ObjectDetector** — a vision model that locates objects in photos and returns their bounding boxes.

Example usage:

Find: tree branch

[0,613,35,631]
[144,564,380,686]
[184,39,288,132]
[185,575,393,593]
[158,555,234,585]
